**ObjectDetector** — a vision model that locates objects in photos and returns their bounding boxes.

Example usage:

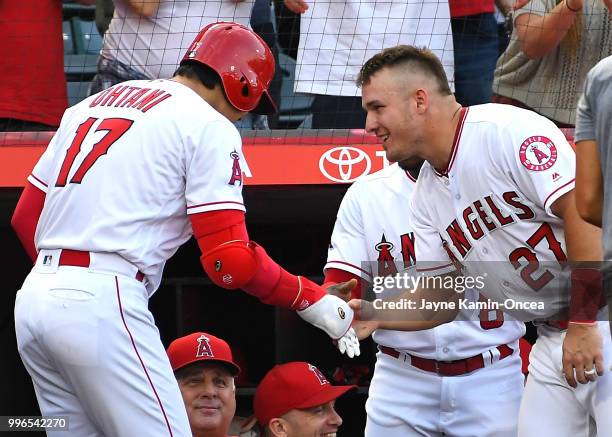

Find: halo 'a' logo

[519,136,558,171]
[319,146,372,183]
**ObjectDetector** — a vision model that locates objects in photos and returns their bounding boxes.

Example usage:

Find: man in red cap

[253,361,355,437]
[167,332,241,437]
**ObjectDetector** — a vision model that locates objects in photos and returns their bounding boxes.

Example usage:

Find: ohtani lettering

[90,85,172,113]
[445,191,535,257]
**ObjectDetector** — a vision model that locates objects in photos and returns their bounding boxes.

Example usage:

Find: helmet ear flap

[180,22,277,114]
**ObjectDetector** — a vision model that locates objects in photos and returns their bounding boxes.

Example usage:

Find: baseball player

[350,45,611,436]
[166,332,241,437]
[253,361,355,437]
[325,160,526,436]
[11,23,357,437]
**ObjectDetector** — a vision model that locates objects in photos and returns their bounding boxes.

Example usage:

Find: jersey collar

[434,106,468,177]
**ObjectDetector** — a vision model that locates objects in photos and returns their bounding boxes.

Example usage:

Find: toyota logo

[319,146,372,183]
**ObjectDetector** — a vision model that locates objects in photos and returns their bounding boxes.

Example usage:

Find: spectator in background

[253,362,355,436]
[492,0,612,128]
[90,0,254,94]
[284,0,454,129]
[0,0,93,131]
[167,332,241,437]
[574,54,612,339]
[91,0,277,129]
[449,0,499,106]
[95,0,115,36]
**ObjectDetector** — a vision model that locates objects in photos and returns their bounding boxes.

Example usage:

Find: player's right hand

[297,294,354,340]
[325,279,358,302]
[562,322,604,388]
[348,299,379,340]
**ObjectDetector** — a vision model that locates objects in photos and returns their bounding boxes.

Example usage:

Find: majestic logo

[308,364,330,385]
[196,334,214,358]
[319,146,371,183]
[375,234,398,277]
[519,136,558,171]
[552,172,561,182]
[228,151,243,186]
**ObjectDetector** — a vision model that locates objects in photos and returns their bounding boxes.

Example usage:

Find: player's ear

[414,88,428,113]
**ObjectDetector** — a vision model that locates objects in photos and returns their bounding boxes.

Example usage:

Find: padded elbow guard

[201,240,268,289]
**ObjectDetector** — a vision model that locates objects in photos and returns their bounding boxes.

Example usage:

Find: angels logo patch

[228,151,242,186]
[519,136,557,171]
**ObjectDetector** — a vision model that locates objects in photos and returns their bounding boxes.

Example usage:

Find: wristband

[568,268,602,323]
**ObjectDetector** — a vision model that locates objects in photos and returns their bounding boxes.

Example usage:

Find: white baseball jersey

[28,79,248,293]
[326,163,525,360]
[410,104,575,320]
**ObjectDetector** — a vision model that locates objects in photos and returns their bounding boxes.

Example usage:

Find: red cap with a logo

[253,361,355,426]
[166,332,240,376]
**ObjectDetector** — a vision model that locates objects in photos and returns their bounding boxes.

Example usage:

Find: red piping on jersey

[115,277,174,437]
[326,260,373,278]
[30,173,48,188]
[404,170,417,183]
[544,178,575,211]
[416,262,455,273]
[187,200,244,210]
[435,107,468,177]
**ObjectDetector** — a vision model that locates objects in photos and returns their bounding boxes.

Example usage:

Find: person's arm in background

[122,0,161,17]
[514,0,582,59]
[575,140,603,227]
[575,66,604,227]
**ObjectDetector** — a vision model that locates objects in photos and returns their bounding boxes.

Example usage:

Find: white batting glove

[297,294,354,340]
[336,327,360,358]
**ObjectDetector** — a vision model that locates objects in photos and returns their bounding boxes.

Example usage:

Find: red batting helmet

[182,22,277,115]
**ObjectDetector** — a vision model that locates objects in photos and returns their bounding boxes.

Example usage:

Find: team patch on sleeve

[519,136,558,171]
[228,151,242,186]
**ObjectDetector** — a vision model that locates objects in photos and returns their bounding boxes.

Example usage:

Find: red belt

[379,344,514,376]
[59,249,145,282]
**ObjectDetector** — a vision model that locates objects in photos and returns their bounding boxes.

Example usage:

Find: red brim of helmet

[252,90,277,115]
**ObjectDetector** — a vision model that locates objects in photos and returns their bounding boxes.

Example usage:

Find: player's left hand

[335,327,360,358]
[562,322,604,388]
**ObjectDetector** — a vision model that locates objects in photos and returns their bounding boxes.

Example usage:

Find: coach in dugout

[167,332,241,437]
[253,361,355,437]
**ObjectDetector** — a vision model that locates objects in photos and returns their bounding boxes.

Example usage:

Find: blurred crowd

[1,0,610,132]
